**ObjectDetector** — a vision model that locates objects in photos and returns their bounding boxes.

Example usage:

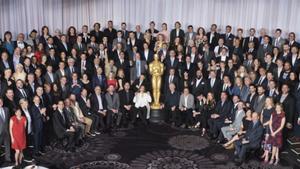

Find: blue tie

[136,61,141,77]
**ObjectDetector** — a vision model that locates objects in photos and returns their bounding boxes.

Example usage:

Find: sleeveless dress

[11,116,27,150]
[267,112,285,148]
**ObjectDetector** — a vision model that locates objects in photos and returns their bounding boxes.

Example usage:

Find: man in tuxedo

[184,25,196,46]
[77,52,93,77]
[78,25,90,44]
[255,67,268,89]
[14,79,29,104]
[92,67,107,89]
[207,70,221,101]
[0,98,11,162]
[134,25,144,41]
[253,85,266,113]
[266,80,278,99]
[257,35,273,62]
[53,100,79,151]
[164,50,179,73]
[104,20,117,44]
[222,25,235,51]
[234,112,263,163]
[118,82,134,127]
[131,74,149,92]
[287,32,300,48]
[170,21,185,44]
[163,83,180,126]
[14,33,28,50]
[263,53,277,71]
[127,31,143,52]
[44,65,57,84]
[141,42,154,64]
[115,51,130,80]
[90,22,104,44]
[208,92,233,139]
[206,24,220,51]
[46,48,59,71]
[57,35,70,55]
[243,28,259,52]
[272,28,286,51]
[164,68,179,92]
[120,22,129,40]
[191,69,207,97]
[58,76,71,100]
[66,58,78,80]
[182,55,196,78]
[73,36,87,54]
[105,85,120,129]
[55,62,69,82]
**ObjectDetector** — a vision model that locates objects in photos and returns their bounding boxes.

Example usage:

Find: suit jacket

[243,36,259,51]
[164,57,179,72]
[244,121,264,148]
[0,107,9,136]
[221,33,235,49]
[206,32,220,50]
[92,74,107,89]
[112,38,127,50]
[170,29,185,44]
[164,74,180,92]
[46,55,59,70]
[44,72,57,84]
[77,96,92,116]
[52,109,71,138]
[131,79,150,92]
[105,92,120,110]
[134,32,144,41]
[191,78,208,96]
[141,49,154,63]
[214,100,233,120]
[130,60,147,82]
[78,33,91,44]
[164,90,180,108]
[184,32,196,45]
[73,43,87,54]
[272,37,286,51]
[118,90,134,107]
[14,88,29,104]
[253,95,266,113]
[90,93,107,113]
[57,41,71,55]
[0,60,14,73]
[257,44,273,61]
[90,30,104,44]
[276,94,295,124]
[179,94,195,109]
[30,105,44,133]
[207,78,221,100]
[246,93,257,110]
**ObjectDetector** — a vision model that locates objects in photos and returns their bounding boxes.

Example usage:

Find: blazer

[179,94,195,109]
[206,32,220,50]
[191,78,208,96]
[276,94,295,124]
[30,105,44,133]
[170,29,185,44]
[164,74,180,92]
[130,60,147,82]
[134,32,144,41]
[257,44,273,61]
[164,90,180,108]
[184,32,196,45]
[105,92,120,110]
[90,93,107,113]
[141,49,154,63]
[90,30,104,44]
[214,100,233,120]
[243,36,259,51]
[244,121,264,148]
[53,109,71,138]
[253,95,266,113]
[272,37,286,51]
[118,90,134,107]
[92,74,107,89]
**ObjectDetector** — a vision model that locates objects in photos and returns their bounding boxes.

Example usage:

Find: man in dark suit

[0,98,11,162]
[73,36,87,54]
[207,70,221,101]
[53,100,80,151]
[90,22,104,44]
[115,51,130,80]
[14,79,29,104]
[141,42,154,64]
[92,67,107,89]
[246,84,257,110]
[31,96,46,156]
[57,35,71,55]
[287,32,300,48]
[164,68,180,92]
[127,31,143,52]
[221,25,235,51]
[206,24,220,51]
[253,85,266,113]
[78,25,90,44]
[170,21,185,44]
[263,53,277,71]
[77,53,93,77]
[208,92,233,138]
[234,112,263,163]
[163,83,180,126]
[255,67,268,89]
[120,22,129,40]
[14,33,28,49]
[77,89,100,134]
[191,69,207,97]
[90,86,108,131]
[164,50,179,73]
[257,35,273,62]
[46,48,59,71]
[130,53,147,82]
[243,28,259,51]
[58,76,71,100]
[0,51,14,73]
[131,74,149,92]
[182,55,196,78]
[103,20,117,44]
[44,65,57,84]
[118,82,134,127]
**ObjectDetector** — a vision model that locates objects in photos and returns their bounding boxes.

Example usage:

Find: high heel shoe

[274,158,279,165]
[269,158,274,165]
[201,130,206,137]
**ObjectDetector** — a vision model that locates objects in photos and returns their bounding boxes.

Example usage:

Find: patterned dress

[267,111,285,148]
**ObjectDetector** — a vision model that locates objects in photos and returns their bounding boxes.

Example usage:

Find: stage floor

[1,123,297,169]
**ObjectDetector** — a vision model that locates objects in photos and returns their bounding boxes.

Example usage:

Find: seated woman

[179,87,195,128]
[132,85,152,126]
[223,108,252,149]
[192,94,206,130]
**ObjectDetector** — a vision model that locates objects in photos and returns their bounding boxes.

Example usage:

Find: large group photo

[0,0,300,169]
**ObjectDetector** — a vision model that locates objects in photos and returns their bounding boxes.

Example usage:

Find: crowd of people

[0,20,300,168]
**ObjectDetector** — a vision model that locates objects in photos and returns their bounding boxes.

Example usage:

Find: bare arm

[274,117,286,135]
[9,119,14,143]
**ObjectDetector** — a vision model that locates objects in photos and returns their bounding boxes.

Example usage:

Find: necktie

[169,75,173,83]
[21,89,27,98]
[60,111,65,124]
[136,61,141,77]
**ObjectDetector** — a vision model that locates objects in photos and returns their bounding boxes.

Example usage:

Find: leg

[83,117,92,134]
[1,134,11,161]
[106,110,113,130]
[139,107,148,125]
[15,149,20,166]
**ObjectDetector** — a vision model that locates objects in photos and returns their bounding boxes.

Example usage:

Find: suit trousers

[208,118,225,137]
[234,140,258,161]
[165,107,181,125]
[132,107,147,125]
[181,109,193,126]
[33,129,43,153]
[0,132,11,161]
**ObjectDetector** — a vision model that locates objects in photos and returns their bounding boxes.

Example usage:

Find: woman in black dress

[81,73,92,94]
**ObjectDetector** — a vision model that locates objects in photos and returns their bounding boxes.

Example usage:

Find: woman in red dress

[107,71,118,89]
[9,109,27,168]
[267,103,286,165]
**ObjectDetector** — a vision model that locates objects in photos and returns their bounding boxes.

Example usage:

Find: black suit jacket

[276,94,295,124]
[191,78,208,96]
[52,110,70,138]
[118,90,134,107]
[243,36,259,51]
[170,29,185,44]
[31,105,44,133]
[164,75,180,92]
[206,32,220,50]
[244,121,264,148]
[90,30,104,44]
[214,100,233,120]
[90,93,107,114]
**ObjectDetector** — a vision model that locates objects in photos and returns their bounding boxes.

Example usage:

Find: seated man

[179,87,195,128]
[105,85,120,130]
[163,83,180,126]
[90,86,108,132]
[52,100,80,152]
[234,112,263,163]
[220,101,245,143]
[118,82,134,127]
[208,91,233,139]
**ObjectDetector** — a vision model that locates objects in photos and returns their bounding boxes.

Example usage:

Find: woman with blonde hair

[13,63,27,82]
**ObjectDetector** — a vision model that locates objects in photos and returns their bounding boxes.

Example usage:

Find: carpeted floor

[1,122,298,169]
